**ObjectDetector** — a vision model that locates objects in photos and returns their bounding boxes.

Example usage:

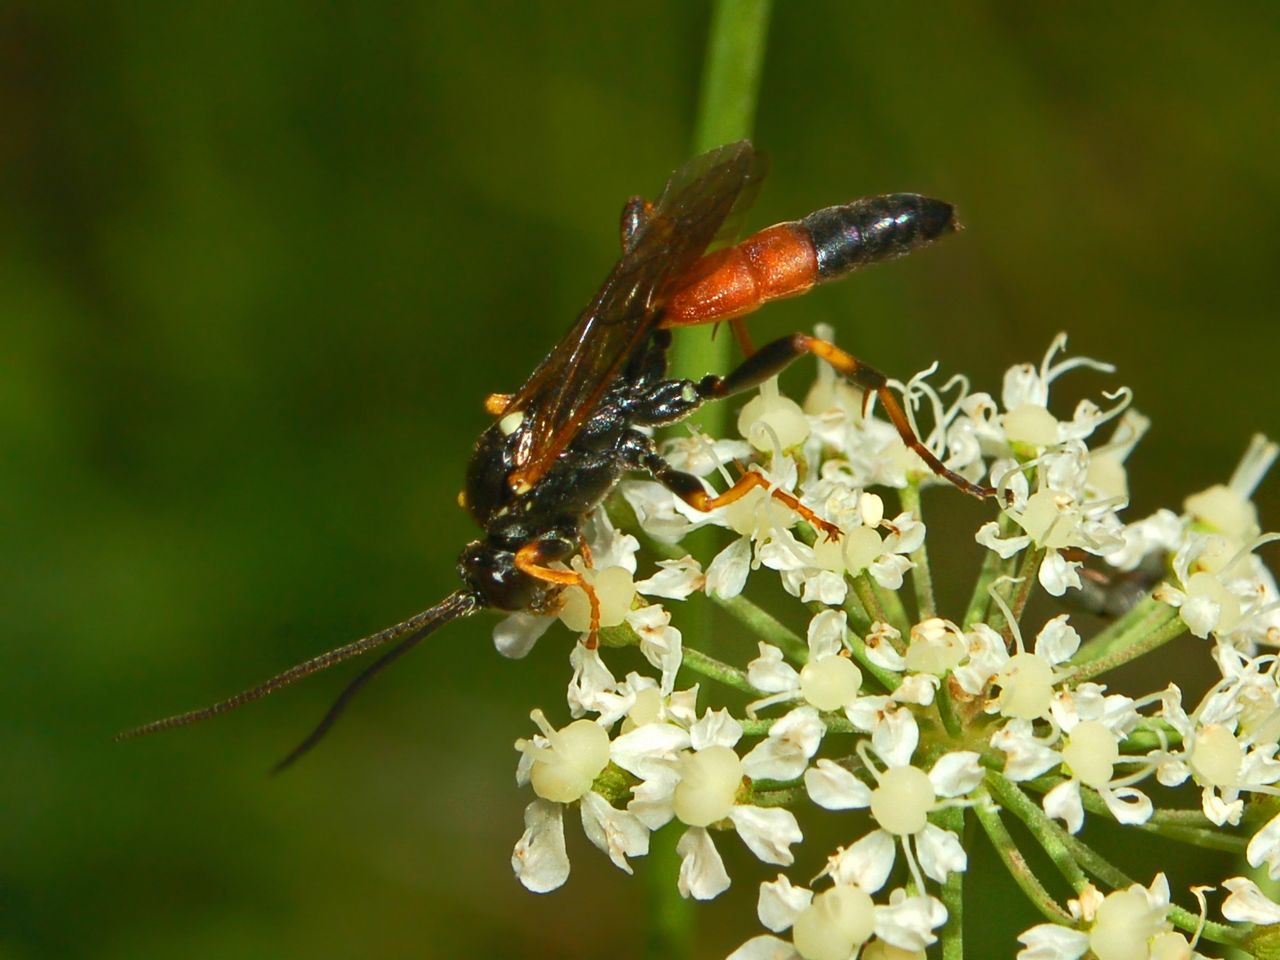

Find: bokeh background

[4,4,1279,958]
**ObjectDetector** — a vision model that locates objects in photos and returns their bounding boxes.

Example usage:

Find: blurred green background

[4,3,1279,958]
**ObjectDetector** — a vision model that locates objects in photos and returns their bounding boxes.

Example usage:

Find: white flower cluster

[495,334,1280,959]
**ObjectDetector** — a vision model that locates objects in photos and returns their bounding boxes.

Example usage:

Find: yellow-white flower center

[1062,720,1118,788]
[813,525,882,575]
[1185,483,1258,541]
[905,618,967,675]
[1089,888,1165,960]
[790,885,876,960]
[738,379,811,452]
[673,746,742,827]
[994,652,1055,720]
[1004,403,1059,449]
[1189,723,1243,787]
[528,719,611,803]
[869,765,934,835]
[799,655,862,711]
[559,565,636,632]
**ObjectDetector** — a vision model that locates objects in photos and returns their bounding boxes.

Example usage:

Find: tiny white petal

[579,791,650,873]
[726,935,800,960]
[706,536,752,599]
[742,707,826,782]
[1016,922,1090,960]
[748,642,802,695]
[874,890,947,951]
[1099,785,1153,826]
[493,612,555,659]
[829,829,896,893]
[691,707,744,751]
[729,805,802,866]
[807,609,848,660]
[635,556,704,599]
[610,723,689,779]
[757,873,813,932]
[676,826,731,900]
[916,822,967,882]
[871,707,920,769]
[804,758,872,810]
[976,521,1031,559]
[627,773,678,831]
[929,751,984,797]
[1222,876,1280,924]
[1044,779,1084,834]
[1247,812,1280,880]
[512,800,570,893]
[1038,551,1082,597]
[1034,615,1081,665]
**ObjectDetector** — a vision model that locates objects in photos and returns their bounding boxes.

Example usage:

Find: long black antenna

[117,590,481,743]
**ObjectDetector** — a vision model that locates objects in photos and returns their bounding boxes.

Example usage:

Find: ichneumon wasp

[120,140,998,769]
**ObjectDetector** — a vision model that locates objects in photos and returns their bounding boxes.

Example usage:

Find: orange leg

[515,541,601,647]
[729,318,756,355]
[694,333,999,501]
[644,458,842,542]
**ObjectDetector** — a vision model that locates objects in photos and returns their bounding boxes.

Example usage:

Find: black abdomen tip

[801,194,960,281]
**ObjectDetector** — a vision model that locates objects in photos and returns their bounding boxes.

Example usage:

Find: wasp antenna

[116,590,482,743]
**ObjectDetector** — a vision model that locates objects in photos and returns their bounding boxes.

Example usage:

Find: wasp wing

[504,140,762,491]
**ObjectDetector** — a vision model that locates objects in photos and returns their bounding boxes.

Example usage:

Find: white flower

[746,609,863,717]
[625,708,802,900]
[511,709,650,892]
[1222,876,1280,924]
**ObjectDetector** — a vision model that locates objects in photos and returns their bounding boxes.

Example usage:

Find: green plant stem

[853,573,890,628]
[986,772,1088,893]
[964,514,1018,627]
[988,548,1042,641]
[1072,595,1172,664]
[644,8,771,957]
[720,593,808,663]
[936,807,965,960]
[899,482,936,619]
[992,773,1245,947]
[682,647,754,694]
[1064,611,1182,686]
[973,793,1072,922]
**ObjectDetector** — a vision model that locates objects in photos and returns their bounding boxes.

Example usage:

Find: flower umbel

[502,335,1275,958]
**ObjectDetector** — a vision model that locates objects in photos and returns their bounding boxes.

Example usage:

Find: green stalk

[936,807,966,960]
[899,482,936,619]
[972,793,1073,923]
[646,10,771,956]
[964,513,1018,627]
[1068,610,1186,684]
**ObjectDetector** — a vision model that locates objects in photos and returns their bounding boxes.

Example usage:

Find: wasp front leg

[514,539,602,647]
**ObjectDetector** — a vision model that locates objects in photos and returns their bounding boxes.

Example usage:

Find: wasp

[120,141,995,769]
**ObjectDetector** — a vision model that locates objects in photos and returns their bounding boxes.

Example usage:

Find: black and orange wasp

[120,140,996,769]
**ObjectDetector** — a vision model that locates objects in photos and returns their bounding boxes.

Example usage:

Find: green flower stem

[988,548,1043,641]
[986,772,1089,893]
[899,482,936,619]
[1021,777,1247,854]
[752,786,805,807]
[1072,595,1175,666]
[841,588,873,635]
[681,646,754,694]
[994,773,1246,947]
[964,513,1018,627]
[829,618,899,694]
[874,575,912,637]
[647,7,771,956]
[720,593,809,663]
[1068,609,1186,684]
[740,715,854,738]
[936,806,965,960]
[644,824,694,960]
[853,573,891,629]
[973,792,1073,922]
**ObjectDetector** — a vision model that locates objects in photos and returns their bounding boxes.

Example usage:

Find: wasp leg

[620,196,654,253]
[698,333,997,501]
[641,450,842,542]
[514,540,601,647]
[484,392,513,416]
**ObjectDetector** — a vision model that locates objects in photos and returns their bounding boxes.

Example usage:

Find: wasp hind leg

[514,540,602,647]
[696,333,997,501]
